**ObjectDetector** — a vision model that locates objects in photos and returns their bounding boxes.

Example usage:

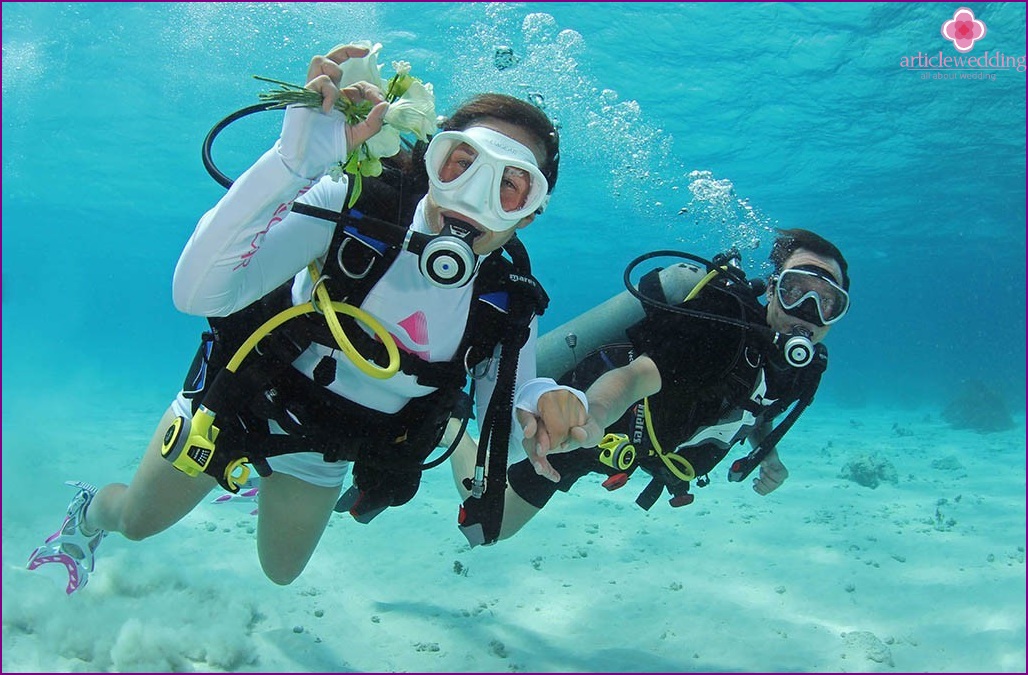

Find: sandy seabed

[2,397,1025,673]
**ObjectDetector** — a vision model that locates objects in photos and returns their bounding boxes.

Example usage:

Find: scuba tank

[535,248,827,509]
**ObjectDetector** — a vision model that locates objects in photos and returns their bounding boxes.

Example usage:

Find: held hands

[517,389,601,483]
[278,44,389,179]
[752,447,789,495]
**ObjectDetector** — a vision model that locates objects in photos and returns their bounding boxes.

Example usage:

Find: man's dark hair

[442,93,560,194]
[769,228,850,290]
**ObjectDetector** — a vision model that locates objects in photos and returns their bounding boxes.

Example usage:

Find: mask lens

[432,143,539,211]
[777,268,849,324]
[499,165,538,213]
[435,141,478,184]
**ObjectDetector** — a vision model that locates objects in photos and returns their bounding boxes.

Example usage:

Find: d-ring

[337,238,376,280]
[464,347,492,379]
[310,275,331,314]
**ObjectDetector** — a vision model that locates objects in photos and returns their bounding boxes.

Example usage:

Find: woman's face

[424,118,548,255]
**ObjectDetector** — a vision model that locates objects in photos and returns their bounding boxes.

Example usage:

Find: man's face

[766,248,846,343]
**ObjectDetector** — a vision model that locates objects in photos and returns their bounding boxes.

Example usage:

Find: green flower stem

[252,75,306,91]
[253,74,369,124]
[348,168,363,207]
[253,61,430,210]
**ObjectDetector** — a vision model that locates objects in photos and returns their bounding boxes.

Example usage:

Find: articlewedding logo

[941,7,986,53]
[899,5,1026,80]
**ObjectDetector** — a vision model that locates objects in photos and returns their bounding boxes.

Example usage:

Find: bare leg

[448,420,540,541]
[498,488,541,541]
[84,405,217,540]
[256,472,340,585]
[448,418,477,501]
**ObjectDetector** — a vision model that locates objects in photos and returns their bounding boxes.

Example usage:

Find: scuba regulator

[416,216,480,288]
[775,327,815,368]
[161,405,250,491]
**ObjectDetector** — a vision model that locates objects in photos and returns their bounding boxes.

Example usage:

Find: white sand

[2,396,1025,672]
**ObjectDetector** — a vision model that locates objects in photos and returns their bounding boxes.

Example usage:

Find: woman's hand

[305,44,389,148]
[277,44,389,179]
[518,389,596,483]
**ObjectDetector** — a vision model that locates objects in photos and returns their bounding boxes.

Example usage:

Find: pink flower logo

[941,7,986,53]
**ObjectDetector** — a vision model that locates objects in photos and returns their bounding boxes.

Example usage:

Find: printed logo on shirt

[393,311,431,360]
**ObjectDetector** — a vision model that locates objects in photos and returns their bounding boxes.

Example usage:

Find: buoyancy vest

[556,265,826,509]
[181,150,548,518]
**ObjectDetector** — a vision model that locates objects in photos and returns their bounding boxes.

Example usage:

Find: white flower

[300,44,438,202]
[336,41,384,89]
[328,162,348,182]
[364,125,402,160]
[383,80,437,141]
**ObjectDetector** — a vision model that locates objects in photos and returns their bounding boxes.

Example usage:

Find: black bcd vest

[182,151,548,513]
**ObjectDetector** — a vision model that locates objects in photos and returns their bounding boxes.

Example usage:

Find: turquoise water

[3,2,1025,412]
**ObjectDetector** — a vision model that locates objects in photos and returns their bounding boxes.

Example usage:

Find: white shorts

[171,393,351,488]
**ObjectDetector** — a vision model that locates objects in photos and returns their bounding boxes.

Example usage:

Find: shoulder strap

[727,343,827,482]
[290,162,424,307]
[461,237,549,366]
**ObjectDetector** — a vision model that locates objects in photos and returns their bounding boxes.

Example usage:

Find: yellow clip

[598,433,637,471]
[224,457,251,493]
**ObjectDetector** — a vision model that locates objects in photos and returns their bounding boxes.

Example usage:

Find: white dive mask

[424,126,549,232]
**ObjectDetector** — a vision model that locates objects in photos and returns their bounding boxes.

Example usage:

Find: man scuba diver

[451,228,851,541]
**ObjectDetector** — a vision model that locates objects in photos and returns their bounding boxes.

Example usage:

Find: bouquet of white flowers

[256,42,436,206]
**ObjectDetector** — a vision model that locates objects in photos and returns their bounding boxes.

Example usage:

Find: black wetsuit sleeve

[507,450,598,509]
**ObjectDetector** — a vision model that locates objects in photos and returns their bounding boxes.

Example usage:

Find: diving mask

[774,265,850,326]
[425,127,549,232]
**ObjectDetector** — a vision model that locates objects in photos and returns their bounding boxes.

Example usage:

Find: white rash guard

[173,142,548,483]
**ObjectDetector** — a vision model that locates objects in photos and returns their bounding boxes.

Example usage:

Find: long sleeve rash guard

[173,143,538,458]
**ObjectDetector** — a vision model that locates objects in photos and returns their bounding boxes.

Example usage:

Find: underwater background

[3,2,1025,412]
[2,3,1025,673]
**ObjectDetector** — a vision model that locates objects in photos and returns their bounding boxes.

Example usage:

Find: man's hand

[517,389,594,483]
[752,447,789,495]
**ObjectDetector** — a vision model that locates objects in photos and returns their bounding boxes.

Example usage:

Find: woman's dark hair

[769,228,850,290]
[442,93,560,194]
